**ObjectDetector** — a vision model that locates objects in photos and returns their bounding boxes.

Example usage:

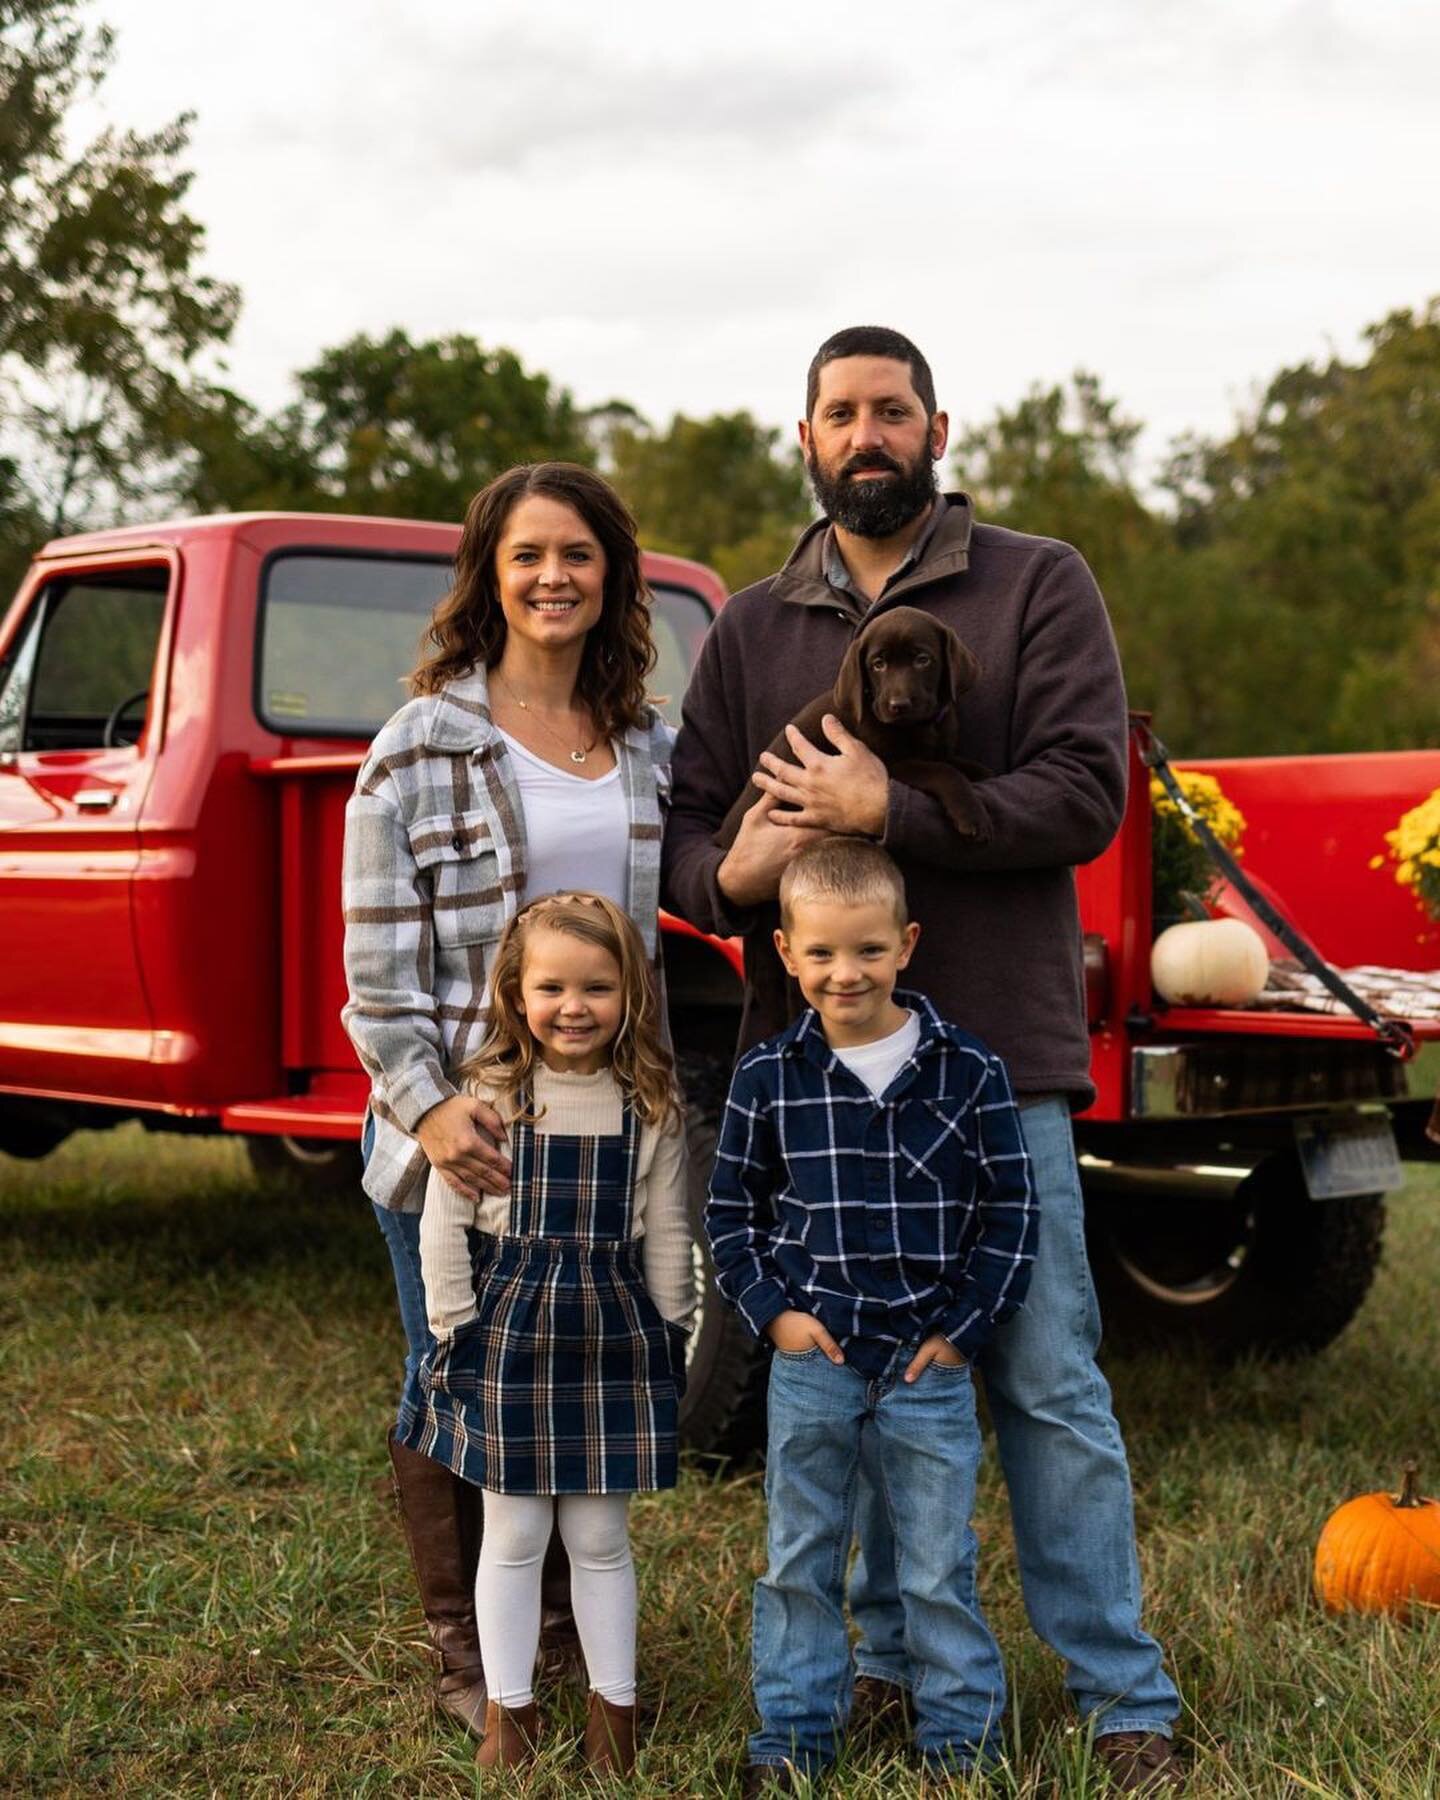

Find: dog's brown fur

[715,605,989,849]
[714,606,990,1037]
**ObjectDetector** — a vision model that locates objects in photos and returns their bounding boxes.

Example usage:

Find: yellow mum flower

[1378,785,1440,922]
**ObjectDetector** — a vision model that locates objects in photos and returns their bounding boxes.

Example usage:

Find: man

[662,325,1183,1791]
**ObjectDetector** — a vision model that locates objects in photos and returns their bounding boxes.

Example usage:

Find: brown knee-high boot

[386,1430,488,1738]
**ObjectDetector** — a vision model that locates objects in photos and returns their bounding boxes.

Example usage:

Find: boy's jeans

[751,1345,1006,1777]
[849,1097,1181,1737]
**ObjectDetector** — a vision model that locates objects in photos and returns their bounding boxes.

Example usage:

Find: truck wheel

[675,1054,769,1462]
[1084,1150,1385,1359]
[245,1134,362,1195]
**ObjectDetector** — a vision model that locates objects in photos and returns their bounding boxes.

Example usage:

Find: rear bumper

[1131,1035,1440,1119]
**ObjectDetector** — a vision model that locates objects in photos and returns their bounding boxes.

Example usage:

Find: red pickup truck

[3,511,1437,1455]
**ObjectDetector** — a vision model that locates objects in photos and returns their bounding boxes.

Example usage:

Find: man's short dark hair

[806,326,936,421]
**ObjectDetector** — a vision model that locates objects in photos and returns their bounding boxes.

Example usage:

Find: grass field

[2,1127,1438,1797]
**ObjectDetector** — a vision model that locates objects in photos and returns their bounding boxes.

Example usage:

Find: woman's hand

[415,1094,510,1201]
[765,1309,845,1363]
[903,1334,967,1383]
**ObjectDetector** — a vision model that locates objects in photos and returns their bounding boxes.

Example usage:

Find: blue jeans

[372,1201,435,1434]
[849,1097,1180,1737]
[751,1345,1006,1777]
[366,1115,435,1435]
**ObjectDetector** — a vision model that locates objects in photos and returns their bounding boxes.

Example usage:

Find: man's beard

[806,443,938,538]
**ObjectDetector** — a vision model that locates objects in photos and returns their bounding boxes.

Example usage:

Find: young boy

[705,837,1037,1787]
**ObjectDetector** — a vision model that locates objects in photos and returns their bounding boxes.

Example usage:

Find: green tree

[951,371,1158,564]
[949,373,1198,735]
[0,0,239,533]
[1,451,44,597]
[1161,300,1440,752]
[608,411,811,591]
[177,330,597,521]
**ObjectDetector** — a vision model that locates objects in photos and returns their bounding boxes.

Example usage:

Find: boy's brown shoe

[1095,1732,1184,1792]
[474,1700,541,1770]
[848,1674,914,1741]
[740,1763,807,1796]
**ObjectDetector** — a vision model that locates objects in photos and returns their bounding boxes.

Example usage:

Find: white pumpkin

[1150,918,1269,1007]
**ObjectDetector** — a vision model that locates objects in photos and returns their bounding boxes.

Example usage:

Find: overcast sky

[96,0,1439,483]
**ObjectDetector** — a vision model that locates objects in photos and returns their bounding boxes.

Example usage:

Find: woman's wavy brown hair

[457,893,681,1131]
[411,462,655,739]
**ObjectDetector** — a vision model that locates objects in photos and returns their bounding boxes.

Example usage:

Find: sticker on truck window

[1294,1112,1405,1200]
[268,691,310,719]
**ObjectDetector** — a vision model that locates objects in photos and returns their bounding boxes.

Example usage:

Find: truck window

[258,552,451,735]
[648,586,713,727]
[18,568,169,752]
[0,606,43,757]
[257,551,714,736]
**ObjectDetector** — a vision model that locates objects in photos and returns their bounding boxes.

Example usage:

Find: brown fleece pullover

[660,492,1128,1108]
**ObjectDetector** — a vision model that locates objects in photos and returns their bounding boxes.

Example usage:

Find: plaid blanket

[1253,961,1440,1022]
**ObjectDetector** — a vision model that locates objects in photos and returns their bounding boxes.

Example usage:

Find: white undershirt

[831,1009,921,1100]
[500,730,629,906]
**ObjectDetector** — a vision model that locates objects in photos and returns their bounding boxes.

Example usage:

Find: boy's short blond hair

[778,837,909,931]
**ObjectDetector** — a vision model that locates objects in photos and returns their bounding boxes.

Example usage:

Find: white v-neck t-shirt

[500,730,629,906]
[831,1010,921,1100]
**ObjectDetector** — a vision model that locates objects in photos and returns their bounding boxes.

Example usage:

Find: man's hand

[415,1093,510,1201]
[717,790,826,908]
[765,1309,845,1363]
[903,1333,967,1383]
[751,715,889,836]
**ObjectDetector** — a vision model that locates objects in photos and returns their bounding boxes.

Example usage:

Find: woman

[341,462,672,1740]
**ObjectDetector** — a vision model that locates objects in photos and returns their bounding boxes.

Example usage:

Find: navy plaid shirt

[705,991,1037,1375]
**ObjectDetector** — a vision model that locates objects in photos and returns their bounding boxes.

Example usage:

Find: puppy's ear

[832,632,867,724]
[942,627,981,703]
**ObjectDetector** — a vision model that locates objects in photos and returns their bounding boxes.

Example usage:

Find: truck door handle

[75,790,119,812]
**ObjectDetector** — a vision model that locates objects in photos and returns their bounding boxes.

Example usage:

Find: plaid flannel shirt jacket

[341,665,672,1212]
[705,992,1038,1373]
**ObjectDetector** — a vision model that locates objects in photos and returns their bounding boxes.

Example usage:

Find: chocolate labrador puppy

[715,606,990,1035]
[715,605,989,849]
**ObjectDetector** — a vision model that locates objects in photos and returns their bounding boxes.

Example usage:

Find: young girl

[405,892,693,1776]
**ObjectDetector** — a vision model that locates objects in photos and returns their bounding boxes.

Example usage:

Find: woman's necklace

[495,669,593,765]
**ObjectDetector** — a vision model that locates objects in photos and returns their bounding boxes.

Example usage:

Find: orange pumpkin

[1314,1461,1440,1618]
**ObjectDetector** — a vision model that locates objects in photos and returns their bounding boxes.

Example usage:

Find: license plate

[1294,1112,1405,1200]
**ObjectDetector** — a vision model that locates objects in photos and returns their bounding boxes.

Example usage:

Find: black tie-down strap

[1133,718,1417,1062]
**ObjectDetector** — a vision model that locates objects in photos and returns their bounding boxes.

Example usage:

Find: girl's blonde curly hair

[458,893,681,1129]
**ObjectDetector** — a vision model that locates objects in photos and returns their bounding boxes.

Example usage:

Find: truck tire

[245,1133,362,1195]
[1084,1149,1385,1359]
[675,1053,769,1462]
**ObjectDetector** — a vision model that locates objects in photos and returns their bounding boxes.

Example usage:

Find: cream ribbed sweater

[418,1064,695,1338]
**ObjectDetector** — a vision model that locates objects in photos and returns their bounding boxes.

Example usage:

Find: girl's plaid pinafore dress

[412,1095,681,1494]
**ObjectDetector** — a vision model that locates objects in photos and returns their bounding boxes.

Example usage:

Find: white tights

[475,1491,635,1708]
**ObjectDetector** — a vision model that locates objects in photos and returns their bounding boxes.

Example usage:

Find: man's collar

[820,494,948,599]
[772,492,975,617]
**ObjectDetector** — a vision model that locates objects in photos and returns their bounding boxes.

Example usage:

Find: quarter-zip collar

[771,491,976,623]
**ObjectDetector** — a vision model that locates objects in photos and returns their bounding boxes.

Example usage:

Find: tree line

[3,0,1437,757]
